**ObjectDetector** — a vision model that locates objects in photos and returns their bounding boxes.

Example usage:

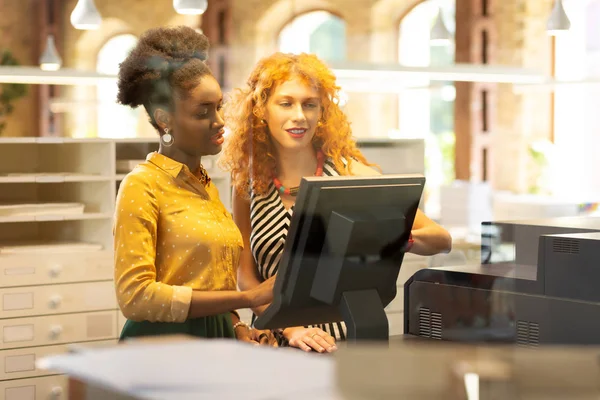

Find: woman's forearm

[188,290,252,319]
[238,269,271,316]
[251,303,270,317]
[410,227,452,256]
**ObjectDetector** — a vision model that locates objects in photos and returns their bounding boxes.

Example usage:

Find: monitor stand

[309,209,405,343]
[340,289,389,343]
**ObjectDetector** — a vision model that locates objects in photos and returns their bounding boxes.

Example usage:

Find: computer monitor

[253,174,426,342]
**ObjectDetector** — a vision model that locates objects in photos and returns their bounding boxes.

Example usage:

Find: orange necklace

[272,150,325,196]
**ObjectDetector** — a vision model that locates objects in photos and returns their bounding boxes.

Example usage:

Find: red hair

[219,52,371,197]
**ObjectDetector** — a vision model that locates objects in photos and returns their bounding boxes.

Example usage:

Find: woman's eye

[197,109,208,117]
[280,102,291,107]
[305,103,318,108]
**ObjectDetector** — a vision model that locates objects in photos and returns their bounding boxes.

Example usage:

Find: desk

[38,335,600,400]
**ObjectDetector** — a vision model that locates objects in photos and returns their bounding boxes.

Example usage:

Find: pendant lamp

[173,0,208,15]
[547,0,571,35]
[70,0,102,30]
[39,35,62,71]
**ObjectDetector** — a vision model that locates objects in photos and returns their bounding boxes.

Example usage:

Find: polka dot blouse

[114,152,243,323]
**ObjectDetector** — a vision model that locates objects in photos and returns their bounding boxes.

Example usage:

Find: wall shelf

[0,138,230,393]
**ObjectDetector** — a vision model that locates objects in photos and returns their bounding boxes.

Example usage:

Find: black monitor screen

[255,174,425,338]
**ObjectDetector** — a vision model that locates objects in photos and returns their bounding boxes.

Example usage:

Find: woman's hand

[283,327,337,353]
[250,328,279,347]
[246,276,276,308]
[234,323,278,347]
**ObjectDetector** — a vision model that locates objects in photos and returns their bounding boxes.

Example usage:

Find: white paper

[37,339,341,400]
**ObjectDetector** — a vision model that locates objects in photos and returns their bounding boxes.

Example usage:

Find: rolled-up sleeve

[114,173,192,322]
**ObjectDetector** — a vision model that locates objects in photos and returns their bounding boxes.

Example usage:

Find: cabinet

[0,137,229,399]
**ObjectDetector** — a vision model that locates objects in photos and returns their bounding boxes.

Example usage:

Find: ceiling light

[547,0,571,35]
[173,0,208,15]
[39,35,62,72]
[70,0,102,30]
[430,7,452,46]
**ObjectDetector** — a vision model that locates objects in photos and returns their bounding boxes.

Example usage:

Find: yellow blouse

[114,152,243,323]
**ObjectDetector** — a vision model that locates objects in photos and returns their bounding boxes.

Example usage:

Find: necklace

[195,164,211,186]
[272,150,325,196]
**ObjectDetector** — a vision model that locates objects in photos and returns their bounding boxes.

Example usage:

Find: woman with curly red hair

[219,52,452,352]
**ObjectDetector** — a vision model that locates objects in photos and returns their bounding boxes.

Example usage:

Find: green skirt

[119,312,235,341]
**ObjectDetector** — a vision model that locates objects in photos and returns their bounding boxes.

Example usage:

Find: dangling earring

[317,120,324,128]
[161,128,173,147]
[260,119,267,125]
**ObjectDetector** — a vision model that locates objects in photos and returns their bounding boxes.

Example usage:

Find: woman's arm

[232,187,271,316]
[349,161,452,256]
[188,285,273,319]
[410,209,452,255]
[233,188,336,353]
[114,173,272,323]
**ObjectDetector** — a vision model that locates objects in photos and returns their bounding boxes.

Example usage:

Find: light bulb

[70,0,102,30]
[430,7,452,46]
[39,35,62,71]
[173,0,208,15]
[547,0,571,36]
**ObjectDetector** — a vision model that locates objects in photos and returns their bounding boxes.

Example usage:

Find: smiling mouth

[286,128,307,138]
[210,130,225,145]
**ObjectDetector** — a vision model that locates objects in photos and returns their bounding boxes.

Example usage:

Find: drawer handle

[49,264,63,278]
[51,386,63,398]
[48,295,62,309]
[49,324,63,338]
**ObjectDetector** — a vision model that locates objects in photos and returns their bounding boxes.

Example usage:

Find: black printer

[404,217,600,345]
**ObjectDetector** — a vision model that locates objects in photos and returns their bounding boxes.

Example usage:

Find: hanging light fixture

[70,0,102,30]
[39,35,62,71]
[430,6,452,46]
[173,0,208,15]
[547,0,571,35]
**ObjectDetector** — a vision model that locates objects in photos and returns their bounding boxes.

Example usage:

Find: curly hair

[117,25,212,131]
[219,52,370,197]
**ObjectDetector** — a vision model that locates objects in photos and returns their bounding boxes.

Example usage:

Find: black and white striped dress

[250,159,346,341]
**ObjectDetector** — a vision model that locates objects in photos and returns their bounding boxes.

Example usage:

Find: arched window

[278,11,346,62]
[553,0,600,199]
[398,0,455,217]
[96,34,139,138]
[278,11,349,107]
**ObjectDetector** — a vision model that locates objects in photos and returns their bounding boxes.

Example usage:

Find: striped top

[250,159,347,340]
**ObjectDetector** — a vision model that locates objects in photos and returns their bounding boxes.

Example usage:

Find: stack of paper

[38,339,341,400]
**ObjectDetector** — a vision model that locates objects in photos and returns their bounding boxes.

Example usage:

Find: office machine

[254,174,425,342]
[404,217,600,345]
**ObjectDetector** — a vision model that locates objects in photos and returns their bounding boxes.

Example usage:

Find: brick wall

[231,0,556,193]
[60,0,200,68]
[0,0,38,137]
[1,0,558,193]
[60,0,201,137]
[229,0,421,139]
[492,0,553,192]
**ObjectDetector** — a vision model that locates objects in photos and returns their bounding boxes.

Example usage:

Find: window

[278,11,346,62]
[397,0,456,217]
[96,34,139,138]
[278,11,348,106]
[553,0,600,199]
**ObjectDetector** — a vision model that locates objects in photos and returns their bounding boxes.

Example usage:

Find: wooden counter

[44,335,600,400]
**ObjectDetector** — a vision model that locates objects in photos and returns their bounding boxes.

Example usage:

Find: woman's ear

[260,107,269,125]
[154,108,171,132]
